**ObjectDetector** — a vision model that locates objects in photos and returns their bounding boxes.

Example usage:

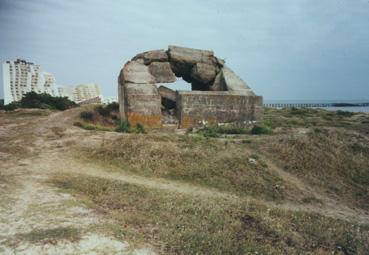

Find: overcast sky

[1,0,368,100]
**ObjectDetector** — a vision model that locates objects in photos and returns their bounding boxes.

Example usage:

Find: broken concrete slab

[121,61,155,84]
[158,86,176,109]
[132,50,169,65]
[118,45,262,128]
[190,63,218,84]
[148,62,176,83]
[221,66,255,95]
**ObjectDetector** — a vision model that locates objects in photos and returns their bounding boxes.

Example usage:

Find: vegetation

[196,123,273,137]
[252,128,369,210]
[77,134,297,201]
[74,103,146,134]
[251,125,273,135]
[115,120,131,133]
[0,92,77,111]
[79,111,95,121]
[15,227,81,243]
[73,121,114,131]
[52,174,369,254]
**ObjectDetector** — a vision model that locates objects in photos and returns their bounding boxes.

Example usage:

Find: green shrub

[2,92,77,111]
[80,111,94,121]
[251,125,272,135]
[2,102,20,111]
[336,110,354,117]
[197,124,250,137]
[105,102,119,112]
[95,105,110,117]
[73,121,83,127]
[116,120,130,133]
[134,123,146,134]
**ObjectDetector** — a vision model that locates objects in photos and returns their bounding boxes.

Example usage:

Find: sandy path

[0,110,154,255]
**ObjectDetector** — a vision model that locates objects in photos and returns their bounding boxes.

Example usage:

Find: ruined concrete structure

[118,45,263,128]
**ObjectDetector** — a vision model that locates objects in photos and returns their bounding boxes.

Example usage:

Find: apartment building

[58,83,101,103]
[1,59,57,104]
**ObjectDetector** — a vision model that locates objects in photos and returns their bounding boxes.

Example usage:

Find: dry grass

[14,227,81,244]
[76,134,300,202]
[262,108,369,135]
[253,128,369,210]
[52,173,369,255]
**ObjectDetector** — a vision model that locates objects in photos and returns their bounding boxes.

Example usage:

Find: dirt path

[0,110,154,255]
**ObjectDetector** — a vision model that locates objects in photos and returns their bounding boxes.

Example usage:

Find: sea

[264,100,369,113]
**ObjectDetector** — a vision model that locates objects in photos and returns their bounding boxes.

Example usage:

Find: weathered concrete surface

[132,50,169,65]
[149,62,176,83]
[190,63,218,84]
[220,66,255,95]
[158,86,176,109]
[121,61,155,84]
[124,83,162,128]
[118,45,262,128]
[176,91,263,128]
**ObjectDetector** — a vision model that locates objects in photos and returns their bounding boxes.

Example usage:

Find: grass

[15,227,81,243]
[196,123,273,138]
[76,134,298,201]
[51,174,369,255]
[73,121,114,132]
[252,128,369,210]
[262,108,369,135]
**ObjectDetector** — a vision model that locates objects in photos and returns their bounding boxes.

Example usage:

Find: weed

[115,120,130,133]
[134,123,145,134]
[16,227,80,243]
[52,174,369,255]
[80,111,94,121]
[95,105,110,117]
[251,125,272,135]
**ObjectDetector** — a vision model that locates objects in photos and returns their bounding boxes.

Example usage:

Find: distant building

[58,83,102,104]
[102,96,118,104]
[1,59,58,104]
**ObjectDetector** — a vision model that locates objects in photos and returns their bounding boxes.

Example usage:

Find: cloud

[1,0,369,99]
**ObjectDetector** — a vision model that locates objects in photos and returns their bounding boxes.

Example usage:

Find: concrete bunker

[118,45,263,128]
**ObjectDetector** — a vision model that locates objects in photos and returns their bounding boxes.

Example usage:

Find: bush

[2,102,20,111]
[197,124,250,137]
[251,125,273,135]
[1,92,77,111]
[134,123,146,134]
[80,111,94,121]
[336,110,354,117]
[95,105,110,117]
[105,102,119,112]
[116,120,131,133]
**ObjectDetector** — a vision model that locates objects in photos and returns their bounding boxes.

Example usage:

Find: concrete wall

[124,83,162,128]
[176,91,263,128]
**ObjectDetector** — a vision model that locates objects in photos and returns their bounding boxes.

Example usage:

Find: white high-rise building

[1,59,58,104]
[58,83,101,103]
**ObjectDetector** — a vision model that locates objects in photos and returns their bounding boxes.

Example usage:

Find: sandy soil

[0,109,154,255]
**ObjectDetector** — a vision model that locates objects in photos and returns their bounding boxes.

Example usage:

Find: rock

[210,71,226,91]
[148,62,176,83]
[121,61,155,84]
[132,50,169,65]
[248,158,257,164]
[168,45,218,78]
[190,63,218,84]
[168,45,215,65]
[221,66,255,95]
[158,86,176,109]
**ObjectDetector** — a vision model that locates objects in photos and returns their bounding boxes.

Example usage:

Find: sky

[0,0,368,100]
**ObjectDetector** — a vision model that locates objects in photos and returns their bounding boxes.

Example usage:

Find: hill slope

[0,107,368,254]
